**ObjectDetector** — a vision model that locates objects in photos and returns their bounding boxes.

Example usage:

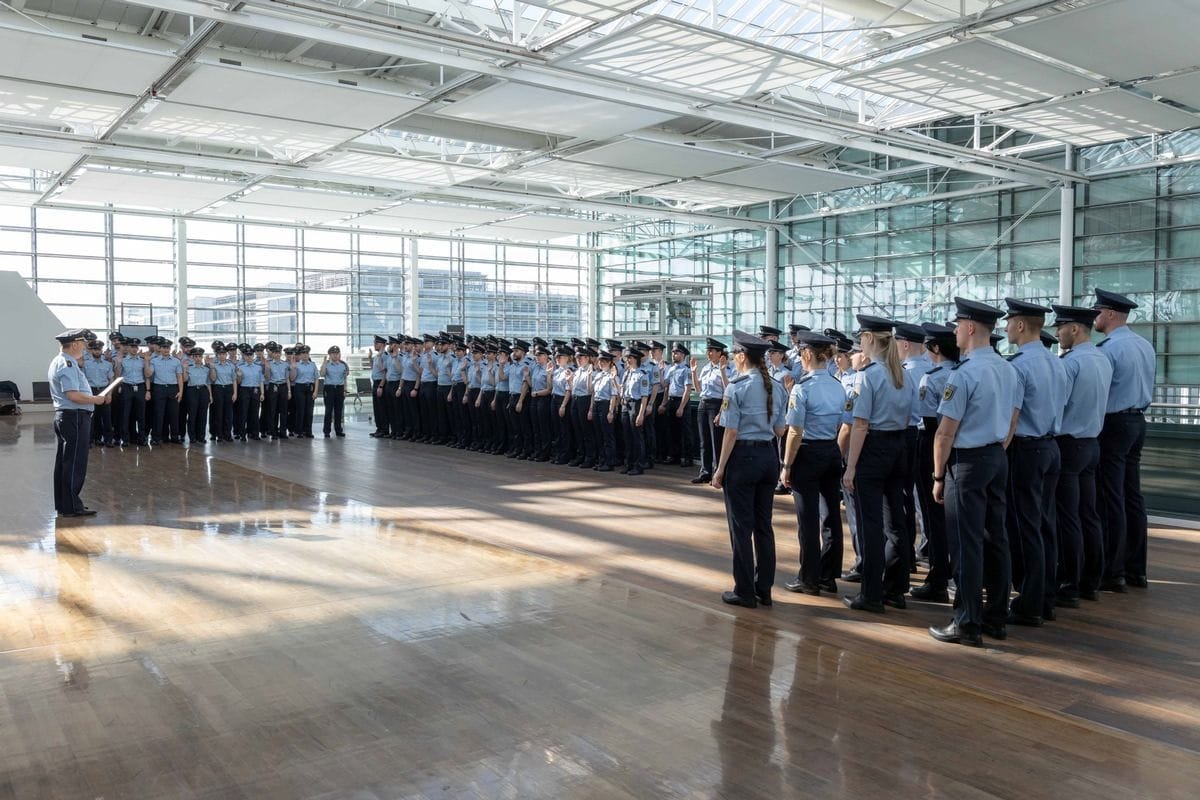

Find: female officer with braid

[712,330,787,608]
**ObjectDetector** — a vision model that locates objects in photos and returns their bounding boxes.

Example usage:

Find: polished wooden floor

[1,412,1198,799]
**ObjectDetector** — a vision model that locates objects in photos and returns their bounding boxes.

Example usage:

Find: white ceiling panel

[565,138,756,178]
[495,160,665,196]
[317,151,492,185]
[0,27,175,95]
[1141,72,1200,112]
[472,214,620,236]
[55,170,246,212]
[351,214,465,234]
[839,39,1096,114]
[437,83,676,140]
[987,89,1200,146]
[239,186,386,214]
[0,144,79,173]
[552,18,826,101]
[167,63,424,130]
[643,180,782,208]
[374,201,516,226]
[205,201,356,226]
[519,0,656,23]
[0,76,134,133]
[712,162,875,196]
[133,103,359,161]
[0,189,40,207]
[995,0,1200,81]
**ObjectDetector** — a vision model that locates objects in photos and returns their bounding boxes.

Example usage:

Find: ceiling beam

[109,0,1082,187]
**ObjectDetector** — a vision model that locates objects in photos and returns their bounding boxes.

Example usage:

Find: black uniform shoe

[981,622,1007,640]
[928,622,982,647]
[784,579,820,595]
[910,584,950,603]
[680,460,695,468]
[1080,589,1100,601]
[1043,608,1056,622]
[324,433,331,438]
[841,570,863,583]
[842,594,884,613]
[596,465,613,472]
[690,473,711,484]
[1055,593,1081,608]
[1126,575,1148,588]
[626,467,643,476]
[883,594,907,609]
[1006,612,1043,627]
[818,578,838,594]
[721,591,757,609]
[756,593,773,607]
[1100,577,1127,593]
[774,482,789,495]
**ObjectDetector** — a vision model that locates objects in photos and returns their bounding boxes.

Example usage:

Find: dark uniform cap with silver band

[534,345,550,356]
[731,329,771,357]
[787,323,812,334]
[767,340,789,353]
[854,314,895,335]
[893,322,926,343]
[757,325,782,338]
[650,340,666,351]
[672,342,690,355]
[605,339,624,351]
[1050,303,1100,327]
[793,330,836,348]
[1092,287,1138,312]
[597,349,614,361]
[1039,330,1058,348]
[554,345,573,357]
[704,337,727,352]
[952,296,1005,324]
[511,339,530,353]
[920,322,956,342]
[87,339,103,349]
[1004,297,1052,319]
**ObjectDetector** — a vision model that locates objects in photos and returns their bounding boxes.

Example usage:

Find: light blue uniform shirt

[237,361,264,388]
[480,359,496,390]
[467,357,482,390]
[436,352,454,386]
[530,362,549,393]
[1008,341,1060,437]
[938,348,1019,448]
[419,351,437,382]
[81,353,113,388]
[507,358,530,394]
[293,361,317,385]
[917,364,954,419]
[453,355,468,384]
[266,360,289,384]
[643,361,661,395]
[849,362,912,431]
[903,354,932,427]
[1060,342,1113,438]
[785,371,845,441]
[622,367,650,401]
[493,361,508,392]
[1097,325,1155,412]
[323,361,349,387]
[401,353,419,382]
[719,373,786,441]
[150,354,182,386]
[571,366,592,397]
[552,365,573,395]
[121,354,149,384]
[213,360,237,386]
[698,361,728,400]
[49,353,93,412]
[593,369,616,402]
[769,363,791,385]
[186,363,211,385]
[384,352,401,382]
[370,350,386,381]
[665,362,691,397]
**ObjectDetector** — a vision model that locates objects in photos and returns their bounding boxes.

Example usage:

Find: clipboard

[97,376,125,398]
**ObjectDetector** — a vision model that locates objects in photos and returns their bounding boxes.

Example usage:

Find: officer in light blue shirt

[620,348,652,475]
[81,341,115,446]
[49,329,107,516]
[1050,304,1113,603]
[929,298,1019,647]
[291,346,319,438]
[182,346,214,444]
[320,346,349,438]
[713,331,787,608]
[149,345,184,443]
[1001,297,1062,624]
[1092,287,1156,590]
[692,338,731,484]
[235,347,264,440]
[369,335,388,437]
[894,322,930,569]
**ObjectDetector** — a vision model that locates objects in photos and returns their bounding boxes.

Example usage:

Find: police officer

[49,329,110,517]
[81,338,115,447]
[320,346,349,437]
[713,330,787,608]
[568,347,595,467]
[1002,298,1063,626]
[465,343,485,450]
[449,340,469,447]
[841,316,912,613]
[929,298,1019,647]
[910,323,959,603]
[620,348,651,476]
[1093,288,1156,591]
[209,344,238,442]
[640,340,663,468]
[149,339,184,444]
[590,350,620,472]
[1049,304,1112,607]
[292,345,318,438]
[114,337,150,447]
[490,345,511,454]
[550,346,574,464]
[476,344,498,452]
[183,347,214,445]
[416,335,438,442]
[235,344,264,441]
[780,331,845,595]
[507,340,533,457]
[692,338,730,484]
[262,343,292,440]
[662,343,694,467]
[894,322,929,571]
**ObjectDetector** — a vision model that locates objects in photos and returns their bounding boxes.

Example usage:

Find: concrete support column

[406,237,420,336]
[764,204,779,326]
[175,217,188,337]
[1059,145,1075,306]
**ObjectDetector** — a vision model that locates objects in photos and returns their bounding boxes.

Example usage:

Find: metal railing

[1149,386,1200,425]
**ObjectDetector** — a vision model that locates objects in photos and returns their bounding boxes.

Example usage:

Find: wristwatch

[932,474,945,483]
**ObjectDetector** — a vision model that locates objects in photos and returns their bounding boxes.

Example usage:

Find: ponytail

[746,351,773,418]
[867,332,905,389]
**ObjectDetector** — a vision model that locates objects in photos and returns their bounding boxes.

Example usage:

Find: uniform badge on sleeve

[721,398,730,411]
[843,394,856,412]
[919,387,926,401]
[942,384,956,402]
[788,395,797,410]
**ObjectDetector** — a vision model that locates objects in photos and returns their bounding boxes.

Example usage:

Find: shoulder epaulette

[950,362,964,371]
[862,361,877,370]
[927,365,943,374]
[1007,352,1023,362]
[1097,338,1109,348]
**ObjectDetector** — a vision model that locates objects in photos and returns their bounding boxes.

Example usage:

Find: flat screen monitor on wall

[118,324,158,341]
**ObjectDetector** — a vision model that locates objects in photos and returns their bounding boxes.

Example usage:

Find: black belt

[56,408,90,415]
[802,438,836,444]
[700,397,722,403]
[89,386,105,393]
[186,385,207,390]
[1015,433,1054,441]
[1107,408,1145,416]
[952,442,1003,452]
[324,384,345,389]
[867,429,906,437]
[736,440,774,448]
[294,383,313,388]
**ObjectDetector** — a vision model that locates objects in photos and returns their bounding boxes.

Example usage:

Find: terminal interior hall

[2,0,1200,797]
